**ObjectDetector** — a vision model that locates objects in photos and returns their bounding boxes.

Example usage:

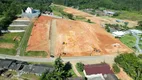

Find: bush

[113,63,120,74]
[67,13,74,20]
[87,19,91,23]
[138,54,142,59]
[76,62,84,72]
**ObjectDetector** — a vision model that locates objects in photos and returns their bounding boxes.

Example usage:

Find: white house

[25,7,33,13]
[112,31,126,37]
[129,29,142,34]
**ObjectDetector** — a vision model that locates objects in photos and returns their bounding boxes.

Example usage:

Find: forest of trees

[1,0,142,35]
[53,0,142,11]
[0,0,52,35]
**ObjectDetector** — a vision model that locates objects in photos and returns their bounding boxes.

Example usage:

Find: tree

[138,21,142,27]
[67,13,74,20]
[76,62,84,72]
[87,19,91,23]
[113,63,120,74]
[40,58,73,80]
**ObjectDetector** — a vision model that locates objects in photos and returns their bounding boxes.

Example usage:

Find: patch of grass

[20,23,33,56]
[0,32,24,55]
[8,26,27,30]
[114,11,142,21]
[75,64,85,77]
[70,69,77,77]
[0,48,16,55]
[28,62,54,66]
[24,51,48,58]
[120,34,136,50]
[21,73,40,80]
[74,16,86,21]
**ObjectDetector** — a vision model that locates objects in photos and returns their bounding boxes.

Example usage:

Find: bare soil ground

[55,19,132,57]
[26,16,53,56]
[27,7,133,57]
[0,43,14,49]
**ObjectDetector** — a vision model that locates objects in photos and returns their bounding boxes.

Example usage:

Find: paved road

[0,54,117,64]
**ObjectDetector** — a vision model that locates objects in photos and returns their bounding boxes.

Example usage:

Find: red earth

[26,15,132,57]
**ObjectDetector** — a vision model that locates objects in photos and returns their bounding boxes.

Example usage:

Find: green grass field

[120,34,136,50]
[20,23,33,56]
[24,51,48,58]
[0,32,24,55]
[114,11,142,21]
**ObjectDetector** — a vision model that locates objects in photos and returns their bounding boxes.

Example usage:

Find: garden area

[0,32,24,55]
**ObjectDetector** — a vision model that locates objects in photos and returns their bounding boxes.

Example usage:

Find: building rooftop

[31,65,54,75]
[0,59,14,69]
[84,63,113,75]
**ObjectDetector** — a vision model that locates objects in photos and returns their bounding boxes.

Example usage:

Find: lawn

[75,65,85,77]
[29,62,54,66]
[0,32,24,55]
[119,34,136,50]
[20,23,33,56]
[21,73,40,80]
[114,11,142,21]
[70,69,77,77]
[24,51,48,58]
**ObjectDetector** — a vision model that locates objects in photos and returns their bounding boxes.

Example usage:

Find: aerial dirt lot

[55,19,132,57]
[26,16,53,54]
[64,7,137,28]
[27,15,132,57]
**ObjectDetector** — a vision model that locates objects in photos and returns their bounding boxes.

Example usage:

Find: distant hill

[53,0,142,11]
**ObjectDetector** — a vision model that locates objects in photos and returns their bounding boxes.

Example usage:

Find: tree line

[0,0,52,35]
[53,0,142,11]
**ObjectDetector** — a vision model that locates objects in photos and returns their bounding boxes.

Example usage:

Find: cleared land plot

[26,16,53,57]
[55,19,132,57]
[0,32,24,55]
[27,15,132,57]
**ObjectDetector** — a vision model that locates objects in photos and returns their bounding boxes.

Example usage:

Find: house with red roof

[83,63,118,80]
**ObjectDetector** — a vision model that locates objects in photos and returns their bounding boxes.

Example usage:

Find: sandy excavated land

[55,19,132,57]
[27,15,132,57]
[26,16,53,54]
[64,7,137,28]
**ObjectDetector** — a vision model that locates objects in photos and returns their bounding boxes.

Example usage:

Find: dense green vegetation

[112,63,120,74]
[0,32,24,55]
[0,0,52,35]
[40,57,75,80]
[53,0,142,12]
[76,62,85,76]
[115,53,142,80]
